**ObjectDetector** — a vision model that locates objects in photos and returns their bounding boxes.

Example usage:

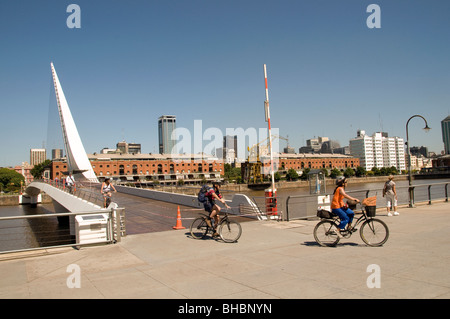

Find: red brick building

[277,153,360,170]
[51,153,224,185]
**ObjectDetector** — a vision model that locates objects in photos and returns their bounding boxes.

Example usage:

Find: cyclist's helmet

[335,176,346,186]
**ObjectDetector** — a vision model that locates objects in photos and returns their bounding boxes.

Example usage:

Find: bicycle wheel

[313,220,340,247]
[190,217,209,239]
[219,220,242,243]
[360,218,389,247]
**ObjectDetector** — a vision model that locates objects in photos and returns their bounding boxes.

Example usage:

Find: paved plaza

[1,201,449,300]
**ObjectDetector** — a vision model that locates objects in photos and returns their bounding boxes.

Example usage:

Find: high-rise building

[158,115,176,154]
[442,115,450,155]
[349,130,405,171]
[30,149,47,166]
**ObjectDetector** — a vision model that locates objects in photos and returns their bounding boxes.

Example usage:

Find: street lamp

[406,114,431,207]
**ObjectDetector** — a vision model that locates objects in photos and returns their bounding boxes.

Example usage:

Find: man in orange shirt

[331,176,360,236]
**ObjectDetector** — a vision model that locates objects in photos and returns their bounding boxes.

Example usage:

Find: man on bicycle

[66,172,75,194]
[331,176,360,237]
[204,182,230,236]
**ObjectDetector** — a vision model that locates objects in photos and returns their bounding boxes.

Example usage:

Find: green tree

[30,159,52,179]
[355,166,366,177]
[286,168,299,181]
[388,166,399,175]
[300,168,310,180]
[274,171,281,182]
[329,168,341,179]
[0,168,25,193]
[371,167,381,176]
[343,167,355,178]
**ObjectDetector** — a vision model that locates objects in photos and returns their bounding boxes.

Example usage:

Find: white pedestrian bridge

[25,181,103,213]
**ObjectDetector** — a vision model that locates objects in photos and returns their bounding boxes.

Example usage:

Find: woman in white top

[383,175,399,216]
[101,177,117,208]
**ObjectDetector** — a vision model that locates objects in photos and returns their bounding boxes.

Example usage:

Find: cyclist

[101,177,117,208]
[66,172,75,194]
[204,182,230,236]
[331,176,360,237]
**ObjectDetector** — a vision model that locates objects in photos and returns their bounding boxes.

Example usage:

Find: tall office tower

[442,115,450,155]
[158,115,177,154]
[349,130,405,171]
[30,149,47,166]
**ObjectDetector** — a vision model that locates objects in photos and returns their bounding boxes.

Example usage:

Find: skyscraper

[442,115,450,155]
[30,149,47,166]
[158,115,176,154]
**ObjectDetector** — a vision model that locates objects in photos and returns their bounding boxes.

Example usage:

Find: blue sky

[1,0,449,166]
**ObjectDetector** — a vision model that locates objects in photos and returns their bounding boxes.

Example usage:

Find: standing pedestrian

[383,175,399,216]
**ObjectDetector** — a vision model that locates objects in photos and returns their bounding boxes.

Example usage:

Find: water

[0,203,73,253]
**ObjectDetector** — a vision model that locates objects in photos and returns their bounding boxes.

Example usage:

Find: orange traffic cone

[173,206,185,230]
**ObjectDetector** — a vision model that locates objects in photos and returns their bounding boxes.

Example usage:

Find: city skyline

[1,1,449,167]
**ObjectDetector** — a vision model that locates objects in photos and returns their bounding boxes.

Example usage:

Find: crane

[242,134,288,185]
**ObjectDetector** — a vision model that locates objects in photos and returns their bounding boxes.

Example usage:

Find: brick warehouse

[278,153,360,170]
[51,153,224,185]
[51,153,359,184]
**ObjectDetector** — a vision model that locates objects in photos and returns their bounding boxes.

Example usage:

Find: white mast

[51,62,98,182]
[264,64,276,191]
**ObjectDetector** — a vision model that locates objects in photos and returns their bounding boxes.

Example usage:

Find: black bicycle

[313,202,389,247]
[190,212,242,243]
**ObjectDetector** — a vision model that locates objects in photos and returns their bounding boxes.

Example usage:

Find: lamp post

[406,115,431,207]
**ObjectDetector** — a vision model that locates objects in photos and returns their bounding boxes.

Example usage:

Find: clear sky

[1,0,449,166]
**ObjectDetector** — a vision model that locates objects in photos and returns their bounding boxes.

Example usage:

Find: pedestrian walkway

[1,201,449,299]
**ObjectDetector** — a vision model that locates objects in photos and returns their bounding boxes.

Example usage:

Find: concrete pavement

[1,201,450,299]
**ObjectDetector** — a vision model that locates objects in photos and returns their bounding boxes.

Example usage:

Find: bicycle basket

[365,206,376,217]
[317,209,335,219]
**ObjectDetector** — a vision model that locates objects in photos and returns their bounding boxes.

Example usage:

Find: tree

[344,167,355,178]
[329,168,341,179]
[388,166,399,175]
[355,166,366,177]
[286,168,299,181]
[30,159,52,179]
[371,167,381,176]
[300,168,310,180]
[0,168,25,193]
[274,171,281,182]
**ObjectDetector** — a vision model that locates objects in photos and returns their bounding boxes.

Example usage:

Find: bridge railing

[37,179,104,206]
[0,207,125,255]
[285,182,449,221]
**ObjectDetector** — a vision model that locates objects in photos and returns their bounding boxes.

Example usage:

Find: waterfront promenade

[0,201,449,299]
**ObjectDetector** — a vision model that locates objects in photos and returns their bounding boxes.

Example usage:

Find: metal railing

[0,207,125,255]
[285,182,449,221]
[38,179,105,206]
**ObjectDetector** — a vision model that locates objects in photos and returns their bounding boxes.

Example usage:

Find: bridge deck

[111,191,254,235]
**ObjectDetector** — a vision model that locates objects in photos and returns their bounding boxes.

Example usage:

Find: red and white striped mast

[264,64,276,197]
